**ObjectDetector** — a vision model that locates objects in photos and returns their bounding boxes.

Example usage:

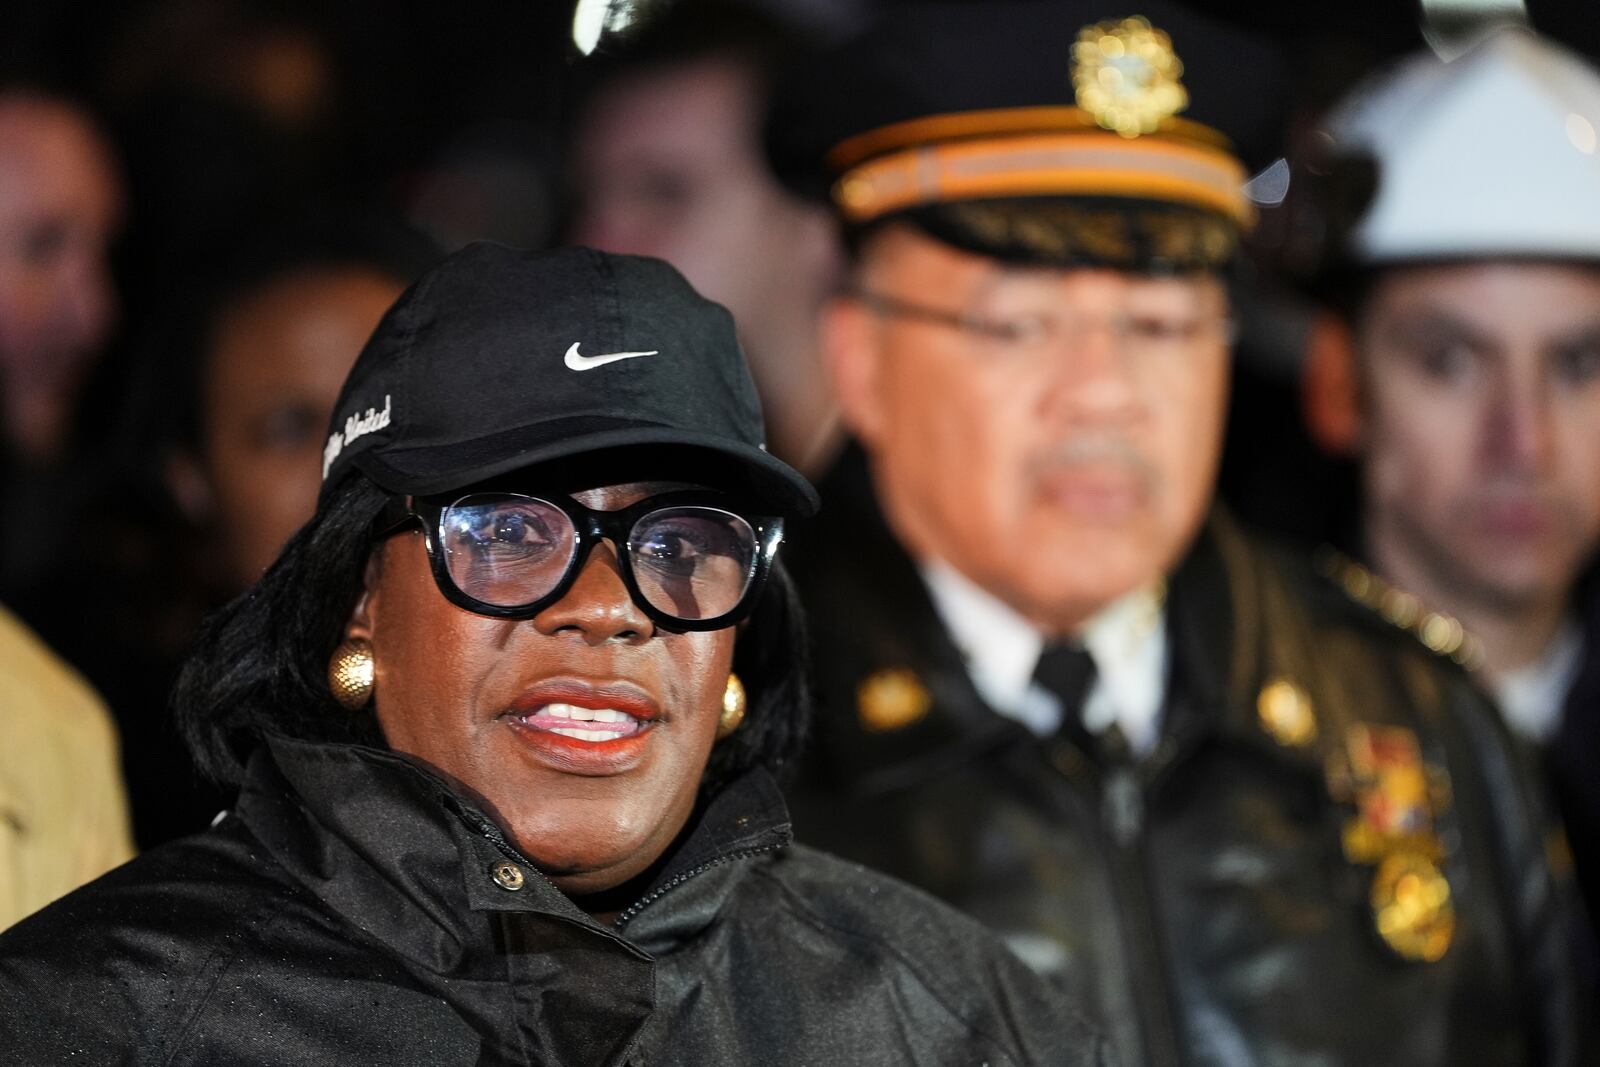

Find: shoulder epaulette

[1314,549,1484,671]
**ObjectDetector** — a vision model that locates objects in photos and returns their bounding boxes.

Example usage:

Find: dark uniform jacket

[0,735,1111,1067]
[1535,577,1600,981]
[787,463,1589,1067]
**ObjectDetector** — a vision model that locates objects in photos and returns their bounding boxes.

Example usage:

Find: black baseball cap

[319,242,818,517]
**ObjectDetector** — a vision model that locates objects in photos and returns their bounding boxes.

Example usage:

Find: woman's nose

[532,541,653,643]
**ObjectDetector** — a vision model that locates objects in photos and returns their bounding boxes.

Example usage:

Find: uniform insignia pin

[1256,677,1317,747]
[1071,16,1188,136]
[857,668,932,733]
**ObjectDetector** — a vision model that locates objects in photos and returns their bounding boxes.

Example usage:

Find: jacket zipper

[464,805,783,931]
[614,842,785,928]
[1098,760,1184,1067]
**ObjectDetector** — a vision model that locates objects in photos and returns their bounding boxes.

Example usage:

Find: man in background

[1301,25,1600,957]
[565,0,845,476]
[779,4,1589,1063]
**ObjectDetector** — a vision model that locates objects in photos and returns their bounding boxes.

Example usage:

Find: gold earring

[717,673,746,738]
[328,638,375,710]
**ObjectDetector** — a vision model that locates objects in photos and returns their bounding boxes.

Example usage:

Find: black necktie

[1033,642,1097,722]
[1033,643,1131,763]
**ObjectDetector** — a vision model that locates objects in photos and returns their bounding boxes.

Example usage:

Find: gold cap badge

[857,668,932,733]
[1370,851,1455,962]
[1072,16,1189,137]
[1256,677,1317,748]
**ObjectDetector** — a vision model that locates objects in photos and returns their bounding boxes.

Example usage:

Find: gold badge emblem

[1370,851,1455,962]
[857,668,932,733]
[1071,16,1189,137]
[1256,677,1317,748]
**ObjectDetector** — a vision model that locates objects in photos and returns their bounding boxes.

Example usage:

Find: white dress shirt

[921,560,1170,755]
[1491,617,1582,744]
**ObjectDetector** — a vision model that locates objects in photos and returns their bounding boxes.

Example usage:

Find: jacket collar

[615,767,792,949]
[237,736,792,972]
[799,454,1026,794]
[1165,511,1348,777]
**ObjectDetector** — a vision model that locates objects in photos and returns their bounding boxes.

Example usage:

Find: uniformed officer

[774,4,1590,1064]
[1300,24,1600,983]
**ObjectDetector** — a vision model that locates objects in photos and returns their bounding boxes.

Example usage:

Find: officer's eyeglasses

[375,490,784,631]
[851,289,1235,359]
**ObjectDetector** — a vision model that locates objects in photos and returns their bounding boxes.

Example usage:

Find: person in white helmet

[1302,25,1600,961]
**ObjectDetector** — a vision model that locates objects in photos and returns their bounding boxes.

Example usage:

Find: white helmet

[1324,26,1600,263]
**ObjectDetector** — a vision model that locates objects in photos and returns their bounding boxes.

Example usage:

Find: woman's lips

[500,680,660,773]
[514,703,646,741]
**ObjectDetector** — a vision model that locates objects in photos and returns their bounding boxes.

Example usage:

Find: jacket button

[491,861,526,891]
[1050,740,1085,778]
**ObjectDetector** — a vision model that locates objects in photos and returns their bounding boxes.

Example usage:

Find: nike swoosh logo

[564,342,659,371]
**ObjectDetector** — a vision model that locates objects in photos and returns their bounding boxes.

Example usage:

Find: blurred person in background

[0,88,122,594]
[162,217,431,591]
[1301,26,1600,968]
[11,211,435,849]
[0,87,120,468]
[566,0,846,477]
[775,3,1590,1064]
[0,601,132,931]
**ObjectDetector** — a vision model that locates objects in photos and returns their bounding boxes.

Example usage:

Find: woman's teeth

[524,703,643,741]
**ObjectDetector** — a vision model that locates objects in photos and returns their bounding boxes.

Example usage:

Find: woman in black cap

[0,244,1105,1066]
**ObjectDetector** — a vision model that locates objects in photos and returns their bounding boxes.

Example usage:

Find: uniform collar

[919,558,1048,729]
[801,446,1311,787]
[1492,615,1583,743]
[921,557,1169,752]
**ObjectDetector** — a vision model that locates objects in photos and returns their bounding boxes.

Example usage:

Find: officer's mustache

[1025,437,1159,493]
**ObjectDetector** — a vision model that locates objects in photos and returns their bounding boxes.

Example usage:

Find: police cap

[768,0,1288,274]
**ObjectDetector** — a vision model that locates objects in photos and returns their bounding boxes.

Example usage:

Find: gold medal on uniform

[1339,724,1439,863]
[1329,724,1455,960]
[857,668,932,732]
[1370,851,1455,962]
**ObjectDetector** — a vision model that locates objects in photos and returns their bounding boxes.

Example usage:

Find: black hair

[174,470,389,780]
[175,467,811,793]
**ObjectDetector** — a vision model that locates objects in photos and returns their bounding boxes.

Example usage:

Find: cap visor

[351,417,819,518]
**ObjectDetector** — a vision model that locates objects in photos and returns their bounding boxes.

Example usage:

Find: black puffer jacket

[0,736,1111,1066]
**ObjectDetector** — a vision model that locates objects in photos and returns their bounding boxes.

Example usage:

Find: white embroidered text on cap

[322,394,393,479]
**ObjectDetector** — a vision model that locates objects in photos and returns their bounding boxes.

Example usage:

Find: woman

[0,245,1107,1066]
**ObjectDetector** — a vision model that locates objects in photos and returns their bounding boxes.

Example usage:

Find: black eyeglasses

[375,490,784,631]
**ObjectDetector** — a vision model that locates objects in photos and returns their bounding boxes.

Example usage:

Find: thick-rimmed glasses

[852,289,1235,358]
[375,490,784,631]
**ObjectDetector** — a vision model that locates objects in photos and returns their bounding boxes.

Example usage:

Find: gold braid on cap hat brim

[828,106,1255,231]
